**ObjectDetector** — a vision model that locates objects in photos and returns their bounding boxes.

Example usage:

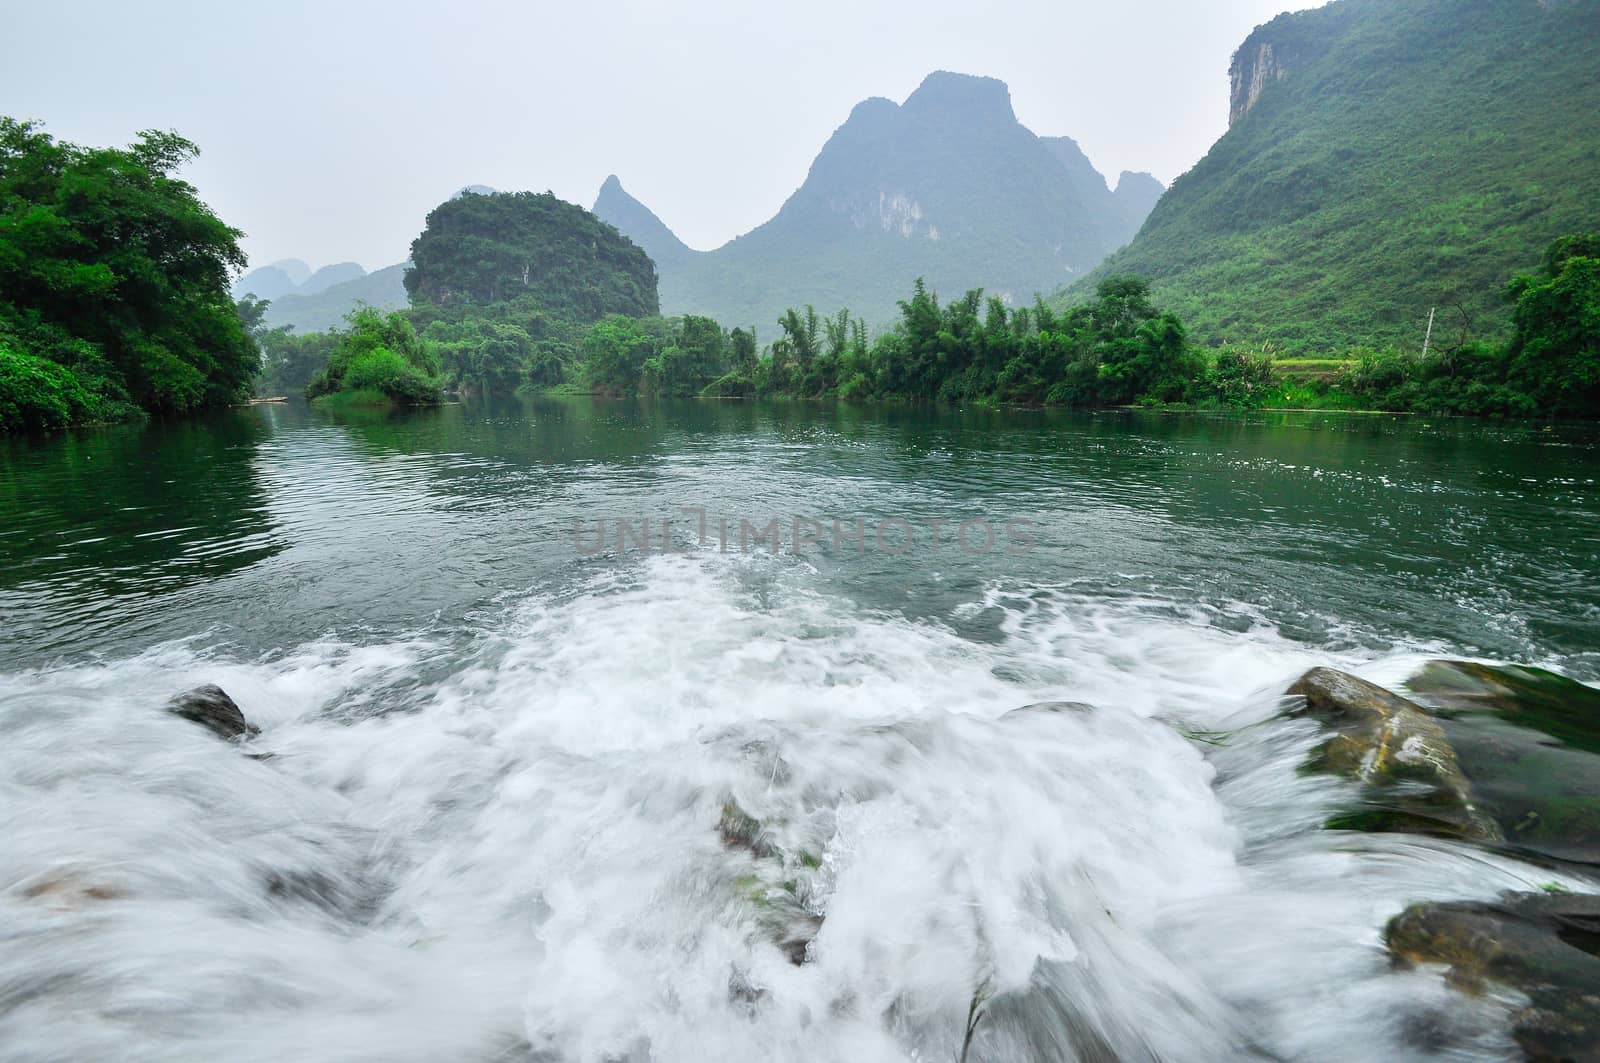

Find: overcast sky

[2,0,1315,273]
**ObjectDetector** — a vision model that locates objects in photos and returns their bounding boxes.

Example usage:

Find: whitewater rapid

[0,553,1580,1061]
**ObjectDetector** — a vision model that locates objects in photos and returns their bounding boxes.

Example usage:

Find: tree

[0,118,256,425]
[644,315,729,396]
[1505,233,1600,417]
[257,327,334,397]
[305,306,442,405]
[428,319,531,394]
[580,315,661,396]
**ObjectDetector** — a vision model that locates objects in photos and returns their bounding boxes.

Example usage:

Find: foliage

[1504,233,1600,418]
[579,316,665,396]
[257,327,335,397]
[0,345,102,432]
[1199,346,1279,409]
[423,318,533,394]
[643,315,728,396]
[0,118,257,429]
[577,236,1599,419]
[305,306,442,406]
[1067,0,1600,352]
[405,190,658,321]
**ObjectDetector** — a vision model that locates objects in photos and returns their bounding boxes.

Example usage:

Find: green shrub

[0,346,102,431]
[305,307,442,405]
[1201,347,1279,408]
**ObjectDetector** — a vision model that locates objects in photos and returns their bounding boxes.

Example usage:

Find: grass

[309,388,395,409]
[1275,357,1354,382]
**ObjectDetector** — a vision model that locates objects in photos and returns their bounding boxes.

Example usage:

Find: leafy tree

[306,306,442,405]
[580,315,662,396]
[0,118,256,427]
[644,315,729,396]
[426,319,531,395]
[1505,233,1600,417]
[257,327,334,397]
[0,345,100,432]
[235,294,272,340]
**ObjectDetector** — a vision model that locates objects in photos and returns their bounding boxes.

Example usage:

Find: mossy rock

[1387,891,1600,1061]
[1405,662,1600,868]
[718,798,822,965]
[1286,667,1501,842]
[1406,660,1600,756]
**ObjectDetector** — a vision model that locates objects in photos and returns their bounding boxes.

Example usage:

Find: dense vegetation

[251,190,662,404]
[405,191,657,321]
[303,307,443,407]
[558,231,1596,419]
[0,119,257,432]
[1072,0,1600,352]
[595,72,1161,333]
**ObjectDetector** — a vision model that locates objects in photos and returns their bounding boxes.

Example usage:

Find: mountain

[233,257,313,301]
[233,265,297,301]
[593,176,693,269]
[1068,0,1600,351]
[261,263,408,334]
[405,191,658,321]
[593,71,1160,333]
[298,261,366,295]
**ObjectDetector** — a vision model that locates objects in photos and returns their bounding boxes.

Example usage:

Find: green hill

[595,72,1161,334]
[405,190,657,322]
[1068,0,1600,351]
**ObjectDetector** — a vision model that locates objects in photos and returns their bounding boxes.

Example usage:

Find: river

[1,397,1596,1061]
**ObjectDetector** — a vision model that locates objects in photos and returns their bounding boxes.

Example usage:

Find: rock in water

[1406,661,1600,868]
[1406,659,1600,756]
[167,684,259,741]
[1285,667,1501,841]
[1387,891,1600,1061]
[718,798,823,965]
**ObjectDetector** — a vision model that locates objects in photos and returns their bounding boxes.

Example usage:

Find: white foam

[0,552,1567,1061]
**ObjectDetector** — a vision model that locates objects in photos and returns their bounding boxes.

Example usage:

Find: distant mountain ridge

[594,71,1162,333]
[1067,0,1600,350]
[235,186,502,334]
[234,258,409,334]
[260,264,409,334]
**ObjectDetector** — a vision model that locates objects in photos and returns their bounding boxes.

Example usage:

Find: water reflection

[0,398,1595,678]
[0,413,283,661]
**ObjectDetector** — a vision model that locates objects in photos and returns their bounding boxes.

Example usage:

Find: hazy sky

[2,0,1316,273]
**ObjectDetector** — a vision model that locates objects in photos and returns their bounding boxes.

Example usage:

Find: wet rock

[1406,660,1600,754]
[718,799,774,859]
[19,873,127,909]
[1286,667,1501,842]
[719,798,823,965]
[167,684,259,741]
[1386,891,1600,1061]
[1004,701,1097,719]
[1406,661,1600,868]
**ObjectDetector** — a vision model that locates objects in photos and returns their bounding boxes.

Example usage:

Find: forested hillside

[1071,0,1600,351]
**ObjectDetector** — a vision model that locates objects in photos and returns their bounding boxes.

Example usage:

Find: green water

[4,396,1600,1061]
[2,397,1596,674]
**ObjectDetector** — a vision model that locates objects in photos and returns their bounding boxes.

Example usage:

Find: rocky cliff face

[1229,39,1289,126]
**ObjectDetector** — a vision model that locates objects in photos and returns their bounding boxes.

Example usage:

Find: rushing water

[1,397,1597,1062]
